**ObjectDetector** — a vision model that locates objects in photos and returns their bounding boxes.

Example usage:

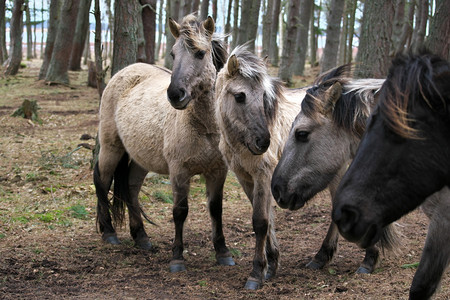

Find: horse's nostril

[178,88,186,102]
[256,137,270,151]
[271,184,281,202]
[337,206,360,234]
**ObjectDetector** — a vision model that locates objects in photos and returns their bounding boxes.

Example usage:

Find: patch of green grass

[198,280,207,287]
[0,233,5,239]
[153,190,173,204]
[230,248,242,258]
[70,204,89,219]
[401,262,419,269]
[328,268,337,275]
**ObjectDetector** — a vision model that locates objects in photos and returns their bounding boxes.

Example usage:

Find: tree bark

[39,0,60,79]
[337,1,348,66]
[224,0,233,45]
[164,0,180,69]
[94,0,105,97]
[69,0,92,71]
[278,0,301,86]
[200,0,209,20]
[231,0,239,49]
[4,0,25,76]
[425,0,450,60]
[268,0,280,65]
[0,0,7,63]
[111,0,139,76]
[139,0,156,64]
[262,0,274,58]
[411,0,428,52]
[293,0,313,75]
[45,0,80,84]
[355,0,395,78]
[25,3,33,59]
[320,0,345,73]
[345,0,356,64]
[309,1,317,66]
[155,0,164,61]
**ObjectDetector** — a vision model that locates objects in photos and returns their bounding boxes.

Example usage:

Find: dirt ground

[0,61,449,300]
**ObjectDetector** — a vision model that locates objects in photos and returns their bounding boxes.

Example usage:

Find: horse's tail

[378,223,401,254]
[111,153,129,228]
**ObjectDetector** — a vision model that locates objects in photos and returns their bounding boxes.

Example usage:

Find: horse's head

[215,46,280,155]
[333,52,450,248]
[272,65,376,210]
[167,15,224,110]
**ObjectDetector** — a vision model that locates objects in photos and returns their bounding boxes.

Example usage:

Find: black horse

[332,51,450,300]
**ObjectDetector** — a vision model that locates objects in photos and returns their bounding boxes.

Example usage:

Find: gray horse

[215,45,305,289]
[271,65,399,273]
[94,15,234,273]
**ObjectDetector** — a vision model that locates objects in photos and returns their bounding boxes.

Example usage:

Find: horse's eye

[295,130,310,142]
[170,51,175,59]
[234,93,246,103]
[195,50,206,59]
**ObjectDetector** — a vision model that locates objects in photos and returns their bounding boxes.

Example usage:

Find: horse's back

[99,63,173,174]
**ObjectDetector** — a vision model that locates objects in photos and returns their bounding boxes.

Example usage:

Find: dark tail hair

[378,223,401,254]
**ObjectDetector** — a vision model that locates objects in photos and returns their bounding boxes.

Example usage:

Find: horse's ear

[323,82,342,115]
[203,16,215,38]
[169,18,180,38]
[263,55,269,66]
[227,55,239,77]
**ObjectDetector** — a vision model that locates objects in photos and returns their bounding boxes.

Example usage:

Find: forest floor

[0,60,449,300]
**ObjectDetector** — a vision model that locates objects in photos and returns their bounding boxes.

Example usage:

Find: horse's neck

[185,77,218,133]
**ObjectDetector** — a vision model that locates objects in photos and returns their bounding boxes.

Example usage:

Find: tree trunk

[83,26,91,65]
[33,0,37,58]
[192,0,200,12]
[155,0,163,61]
[111,0,139,76]
[4,0,25,76]
[0,0,7,63]
[212,0,218,21]
[224,0,233,45]
[320,0,345,73]
[164,0,180,69]
[45,0,80,84]
[94,0,105,97]
[181,0,192,16]
[69,0,92,71]
[25,3,32,59]
[237,0,251,46]
[231,0,239,49]
[293,0,313,75]
[355,0,395,78]
[248,0,261,53]
[262,0,273,58]
[104,0,113,63]
[309,1,317,66]
[278,0,301,86]
[337,1,348,66]
[345,0,356,64]
[268,0,280,66]
[39,0,60,80]
[411,0,428,52]
[40,0,44,59]
[200,0,209,20]
[139,0,156,64]
[425,0,450,60]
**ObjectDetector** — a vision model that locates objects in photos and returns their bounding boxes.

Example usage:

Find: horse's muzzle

[167,86,191,110]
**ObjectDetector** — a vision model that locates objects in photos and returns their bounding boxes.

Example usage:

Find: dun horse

[271,65,399,273]
[94,15,235,273]
[215,46,305,289]
[333,52,450,299]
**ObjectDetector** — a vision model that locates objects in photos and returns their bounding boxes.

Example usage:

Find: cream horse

[94,15,234,273]
[215,45,306,289]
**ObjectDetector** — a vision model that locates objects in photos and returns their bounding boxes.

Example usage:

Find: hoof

[265,266,276,280]
[169,260,186,273]
[103,235,120,245]
[217,256,235,266]
[135,240,152,250]
[306,260,324,270]
[356,266,371,274]
[244,278,262,290]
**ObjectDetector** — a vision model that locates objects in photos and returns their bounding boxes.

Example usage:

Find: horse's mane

[379,50,450,139]
[302,64,383,138]
[179,14,227,72]
[229,45,283,124]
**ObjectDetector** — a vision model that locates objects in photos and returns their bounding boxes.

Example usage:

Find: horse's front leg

[169,172,191,273]
[126,161,152,250]
[306,221,339,270]
[409,190,450,299]
[244,181,273,290]
[205,169,235,266]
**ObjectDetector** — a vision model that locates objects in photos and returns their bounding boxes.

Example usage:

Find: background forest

[1,0,449,88]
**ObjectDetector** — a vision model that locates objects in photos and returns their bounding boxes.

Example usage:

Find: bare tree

[278,0,301,86]
[69,0,92,71]
[355,0,395,78]
[25,3,32,59]
[293,0,314,75]
[111,0,139,76]
[268,0,281,66]
[4,0,25,76]
[0,0,7,63]
[224,0,233,45]
[237,0,261,53]
[426,0,450,60]
[39,0,60,80]
[411,0,428,52]
[345,0,357,64]
[262,0,274,58]
[94,0,105,97]
[231,0,239,49]
[45,0,80,84]
[164,0,180,69]
[155,0,164,61]
[320,0,345,73]
[139,0,157,64]
[200,0,209,20]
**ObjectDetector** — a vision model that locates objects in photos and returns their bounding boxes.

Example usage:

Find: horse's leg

[94,145,125,245]
[204,170,235,266]
[306,221,339,270]
[126,160,152,250]
[409,190,450,299]
[265,202,279,280]
[169,171,191,272]
[244,180,271,290]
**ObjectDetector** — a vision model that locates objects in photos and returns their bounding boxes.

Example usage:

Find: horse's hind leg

[409,189,450,299]
[169,171,191,273]
[126,161,152,250]
[306,221,339,270]
[205,170,235,266]
[94,146,125,244]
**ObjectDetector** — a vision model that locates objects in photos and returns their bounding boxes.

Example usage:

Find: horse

[214,45,305,289]
[93,14,235,273]
[271,64,400,274]
[332,51,450,299]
